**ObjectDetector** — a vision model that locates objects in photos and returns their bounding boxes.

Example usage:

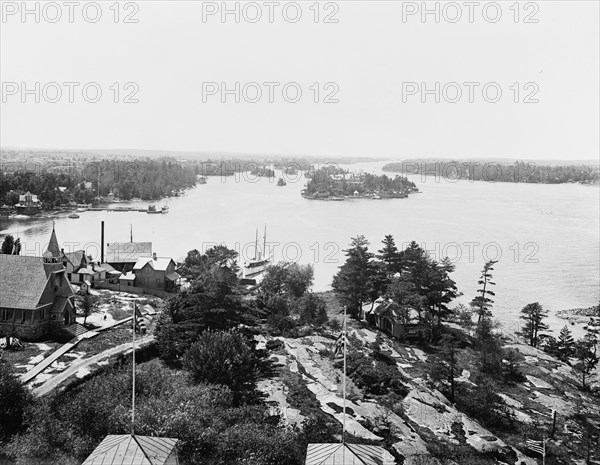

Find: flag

[334,332,348,357]
[525,439,545,456]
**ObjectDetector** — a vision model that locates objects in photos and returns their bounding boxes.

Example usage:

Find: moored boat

[68,211,80,219]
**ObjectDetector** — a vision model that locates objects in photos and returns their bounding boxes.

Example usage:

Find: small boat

[372,194,381,200]
[328,196,346,201]
[68,211,80,219]
[161,204,169,213]
[276,178,287,187]
[147,205,161,214]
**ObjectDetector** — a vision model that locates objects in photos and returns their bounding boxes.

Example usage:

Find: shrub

[183,329,259,403]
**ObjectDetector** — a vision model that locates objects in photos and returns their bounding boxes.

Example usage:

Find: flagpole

[131,301,136,436]
[542,436,546,465]
[342,305,347,446]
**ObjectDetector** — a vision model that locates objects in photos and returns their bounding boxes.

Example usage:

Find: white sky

[1,0,598,160]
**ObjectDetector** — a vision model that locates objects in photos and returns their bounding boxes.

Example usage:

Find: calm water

[2,162,598,335]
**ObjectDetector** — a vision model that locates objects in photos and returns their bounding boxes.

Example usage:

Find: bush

[0,361,30,441]
[266,339,284,351]
[183,329,259,403]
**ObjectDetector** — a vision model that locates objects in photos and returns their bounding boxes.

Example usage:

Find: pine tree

[471,260,498,329]
[377,234,401,275]
[556,325,576,362]
[332,236,377,318]
[519,302,549,347]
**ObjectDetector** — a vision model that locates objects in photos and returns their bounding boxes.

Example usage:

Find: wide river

[1,161,598,337]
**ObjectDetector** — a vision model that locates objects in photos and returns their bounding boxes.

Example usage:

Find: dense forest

[0,159,197,208]
[383,161,600,184]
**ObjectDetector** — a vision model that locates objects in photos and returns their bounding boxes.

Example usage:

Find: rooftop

[106,242,152,264]
[0,255,63,309]
[82,434,178,465]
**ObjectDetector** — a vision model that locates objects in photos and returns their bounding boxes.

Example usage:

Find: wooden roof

[82,435,178,465]
[0,255,62,309]
[305,443,384,465]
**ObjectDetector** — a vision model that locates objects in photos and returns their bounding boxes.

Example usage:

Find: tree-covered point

[0,158,196,207]
[303,168,418,199]
[383,160,600,184]
[332,235,458,342]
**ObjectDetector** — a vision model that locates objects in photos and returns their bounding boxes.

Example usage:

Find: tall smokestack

[101,221,105,263]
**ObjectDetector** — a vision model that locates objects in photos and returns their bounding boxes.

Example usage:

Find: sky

[1,0,599,160]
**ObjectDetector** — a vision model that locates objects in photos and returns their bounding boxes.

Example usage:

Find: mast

[342,305,347,461]
[254,228,259,260]
[263,225,267,261]
[131,301,136,435]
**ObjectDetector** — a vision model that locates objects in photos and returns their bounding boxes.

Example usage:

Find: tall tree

[377,234,401,275]
[519,302,549,347]
[573,332,599,390]
[332,236,377,318]
[471,260,498,328]
[429,335,461,402]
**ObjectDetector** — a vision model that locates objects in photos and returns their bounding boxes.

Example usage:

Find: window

[67,273,72,281]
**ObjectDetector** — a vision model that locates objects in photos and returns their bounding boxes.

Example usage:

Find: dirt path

[33,335,155,396]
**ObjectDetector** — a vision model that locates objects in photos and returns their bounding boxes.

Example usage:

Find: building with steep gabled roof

[0,228,76,340]
[81,434,179,465]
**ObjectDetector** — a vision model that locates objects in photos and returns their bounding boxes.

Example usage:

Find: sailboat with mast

[241,225,272,280]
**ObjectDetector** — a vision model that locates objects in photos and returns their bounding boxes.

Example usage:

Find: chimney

[100,221,104,263]
[153,252,157,261]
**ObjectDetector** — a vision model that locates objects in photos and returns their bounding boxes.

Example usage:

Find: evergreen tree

[550,325,576,362]
[573,332,599,390]
[332,236,377,318]
[471,260,498,329]
[518,302,549,347]
[429,335,461,402]
[377,234,401,275]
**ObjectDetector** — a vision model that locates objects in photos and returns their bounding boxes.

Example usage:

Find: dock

[88,207,148,212]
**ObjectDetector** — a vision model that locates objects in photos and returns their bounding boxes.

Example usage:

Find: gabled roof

[305,443,384,465]
[133,257,174,272]
[82,435,178,465]
[0,256,60,309]
[63,250,87,266]
[106,242,152,264]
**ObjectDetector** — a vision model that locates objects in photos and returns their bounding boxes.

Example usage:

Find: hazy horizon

[2,1,599,160]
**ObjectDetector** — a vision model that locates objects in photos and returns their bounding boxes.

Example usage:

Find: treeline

[0,159,196,206]
[383,161,600,184]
